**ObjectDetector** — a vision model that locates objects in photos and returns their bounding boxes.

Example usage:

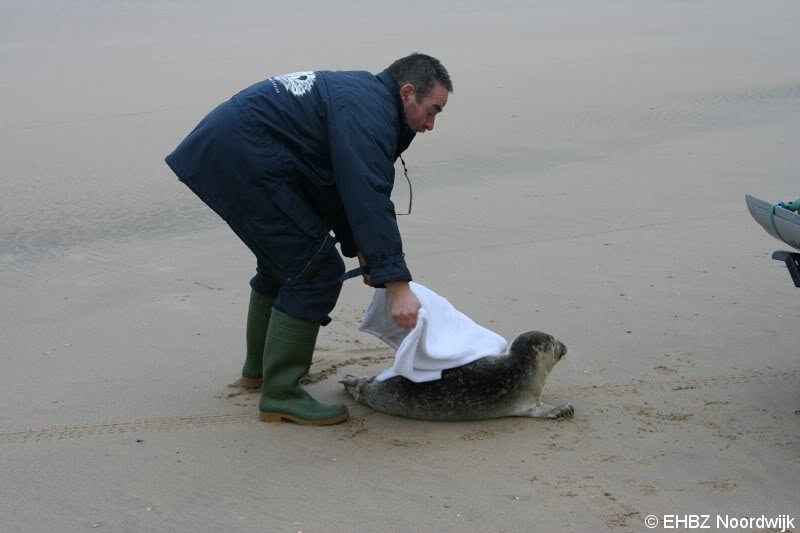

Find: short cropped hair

[385,53,453,98]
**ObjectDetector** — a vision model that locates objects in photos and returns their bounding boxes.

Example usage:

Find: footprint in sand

[698,478,737,491]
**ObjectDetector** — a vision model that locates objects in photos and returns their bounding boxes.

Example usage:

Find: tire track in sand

[1,368,797,444]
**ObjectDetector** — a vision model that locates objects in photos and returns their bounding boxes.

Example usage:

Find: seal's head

[509,331,567,373]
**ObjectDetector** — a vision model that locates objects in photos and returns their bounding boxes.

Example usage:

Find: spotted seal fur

[339,331,574,421]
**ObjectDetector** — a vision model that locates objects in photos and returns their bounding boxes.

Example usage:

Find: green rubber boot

[258,309,349,426]
[239,289,273,389]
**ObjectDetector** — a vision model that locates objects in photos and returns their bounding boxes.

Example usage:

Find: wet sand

[2,1,799,531]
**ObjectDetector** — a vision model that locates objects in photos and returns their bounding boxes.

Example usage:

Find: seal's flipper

[516,401,575,419]
[339,375,370,405]
[338,375,363,387]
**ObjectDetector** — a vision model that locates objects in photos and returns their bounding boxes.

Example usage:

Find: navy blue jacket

[165,70,415,287]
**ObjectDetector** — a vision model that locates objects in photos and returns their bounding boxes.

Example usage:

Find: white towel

[358,282,509,383]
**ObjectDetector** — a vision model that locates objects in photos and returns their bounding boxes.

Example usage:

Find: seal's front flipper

[553,403,575,419]
[517,401,575,419]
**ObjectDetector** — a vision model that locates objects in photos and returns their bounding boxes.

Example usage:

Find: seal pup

[339,331,574,421]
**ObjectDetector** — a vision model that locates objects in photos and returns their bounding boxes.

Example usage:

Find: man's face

[400,82,449,133]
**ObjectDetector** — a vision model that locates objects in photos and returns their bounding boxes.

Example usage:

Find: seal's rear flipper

[339,375,370,404]
[338,375,362,387]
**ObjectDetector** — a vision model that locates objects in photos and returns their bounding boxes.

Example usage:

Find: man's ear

[399,83,416,103]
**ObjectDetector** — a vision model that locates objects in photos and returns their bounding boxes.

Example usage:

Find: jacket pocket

[270,181,327,240]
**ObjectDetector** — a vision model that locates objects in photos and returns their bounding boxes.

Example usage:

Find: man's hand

[357,253,371,286]
[385,281,420,329]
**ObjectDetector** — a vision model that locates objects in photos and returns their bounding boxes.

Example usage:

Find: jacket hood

[376,71,416,158]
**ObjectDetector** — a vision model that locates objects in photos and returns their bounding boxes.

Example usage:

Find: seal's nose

[558,341,568,359]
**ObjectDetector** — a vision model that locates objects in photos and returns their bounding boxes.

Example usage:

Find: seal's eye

[558,342,567,359]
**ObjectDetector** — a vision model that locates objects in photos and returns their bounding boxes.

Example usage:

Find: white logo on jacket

[272,71,316,96]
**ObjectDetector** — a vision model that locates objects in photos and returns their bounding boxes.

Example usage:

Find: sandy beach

[2,1,799,531]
